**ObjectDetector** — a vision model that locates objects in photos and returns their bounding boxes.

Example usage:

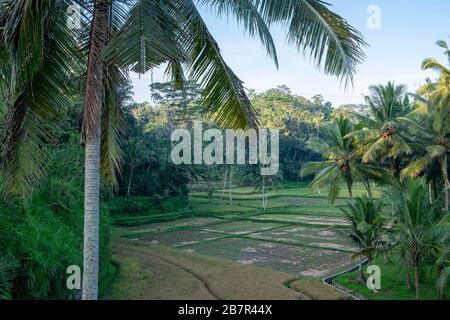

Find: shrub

[0,188,111,299]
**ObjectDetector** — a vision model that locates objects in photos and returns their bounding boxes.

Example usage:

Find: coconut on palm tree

[0,0,366,299]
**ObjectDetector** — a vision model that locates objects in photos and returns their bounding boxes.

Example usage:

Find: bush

[0,134,112,299]
[0,185,111,299]
[107,195,188,218]
[113,212,184,227]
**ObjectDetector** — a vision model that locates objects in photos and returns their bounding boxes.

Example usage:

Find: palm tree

[348,82,412,178]
[432,206,450,296]
[419,38,450,109]
[0,0,366,299]
[400,100,450,211]
[403,40,450,212]
[392,178,443,300]
[301,117,386,203]
[340,195,387,283]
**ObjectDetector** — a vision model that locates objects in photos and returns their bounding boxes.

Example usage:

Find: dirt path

[106,244,217,300]
[104,239,312,300]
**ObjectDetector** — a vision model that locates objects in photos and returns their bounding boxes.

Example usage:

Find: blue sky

[131,0,450,106]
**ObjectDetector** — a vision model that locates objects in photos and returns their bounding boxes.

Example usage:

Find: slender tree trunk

[126,164,134,199]
[428,181,433,205]
[440,154,449,211]
[433,179,438,200]
[365,179,373,200]
[229,167,233,206]
[358,256,366,284]
[221,168,227,201]
[413,262,420,300]
[346,178,353,200]
[81,0,110,300]
[402,257,412,289]
[405,270,412,290]
[262,176,267,212]
[208,178,213,203]
[83,137,101,300]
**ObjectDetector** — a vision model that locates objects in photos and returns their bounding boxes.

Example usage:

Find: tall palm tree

[0,0,366,299]
[404,39,450,212]
[341,195,387,283]
[392,178,443,300]
[348,82,412,178]
[419,38,450,110]
[302,117,356,203]
[301,117,387,203]
[400,100,450,211]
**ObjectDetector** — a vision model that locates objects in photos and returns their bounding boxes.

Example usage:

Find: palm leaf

[173,0,258,129]
[362,137,386,163]
[401,154,435,179]
[202,0,278,67]
[255,0,366,84]
[0,1,81,197]
[102,0,185,73]
[301,160,334,177]
[101,65,130,188]
[437,267,450,293]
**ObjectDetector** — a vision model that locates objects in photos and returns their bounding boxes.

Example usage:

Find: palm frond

[101,65,130,188]
[306,137,331,155]
[437,267,450,293]
[255,0,366,84]
[301,160,334,177]
[422,58,450,75]
[362,137,386,163]
[174,0,258,129]
[102,0,185,73]
[0,1,81,198]
[401,154,434,179]
[202,0,278,67]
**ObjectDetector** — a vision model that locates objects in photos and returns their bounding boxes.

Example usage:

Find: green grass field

[334,254,450,300]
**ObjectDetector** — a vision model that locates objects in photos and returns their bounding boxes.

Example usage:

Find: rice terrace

[104,184,389,300]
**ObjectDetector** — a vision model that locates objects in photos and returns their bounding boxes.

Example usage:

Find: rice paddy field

[116,183,368,283]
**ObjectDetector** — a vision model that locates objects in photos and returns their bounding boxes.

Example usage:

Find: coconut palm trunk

[413,262,420,300]
[229,167,233,206]
[81,0,110,300]
[404,264,412,290]
[428,181,433,205]
[365,178,373,200]
[126,163,135,199]
[358,256,366,284]
[440,154,449,211]
[221,167,227,201]
[346,177,353,200]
